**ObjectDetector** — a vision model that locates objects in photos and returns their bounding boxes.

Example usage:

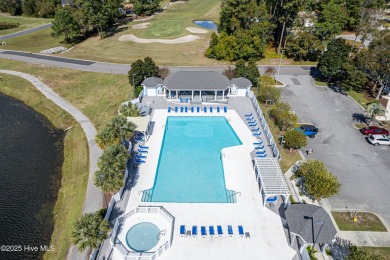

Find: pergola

[253,158,291,207]
[126,115,150,135]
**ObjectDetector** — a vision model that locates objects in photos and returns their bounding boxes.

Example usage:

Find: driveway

[277,75,390,226]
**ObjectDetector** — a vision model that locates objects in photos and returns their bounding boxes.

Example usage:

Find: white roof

[254,158,291,197]
[127,115,150,132]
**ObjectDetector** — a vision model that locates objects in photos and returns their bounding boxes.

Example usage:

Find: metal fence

[247,90,281,160]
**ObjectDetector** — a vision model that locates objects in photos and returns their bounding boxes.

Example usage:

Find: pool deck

[110,108,295,260]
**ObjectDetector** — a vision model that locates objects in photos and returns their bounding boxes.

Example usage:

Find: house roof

[142,77,163,88]
[163,71,231,90]
[231,77,252,89]
[285,204,337,245]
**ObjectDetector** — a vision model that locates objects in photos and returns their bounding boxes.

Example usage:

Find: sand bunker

[118,34,200,44]
[185,27,208,34]
[132,23,150,29]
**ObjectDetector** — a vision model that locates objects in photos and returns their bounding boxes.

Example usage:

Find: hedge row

[0,22,20,30]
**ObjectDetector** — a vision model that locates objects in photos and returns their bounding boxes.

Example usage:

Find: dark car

[295,124,319,138]
[360,126,389,136]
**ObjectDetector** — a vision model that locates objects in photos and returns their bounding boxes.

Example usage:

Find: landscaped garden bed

[332,212,387,232]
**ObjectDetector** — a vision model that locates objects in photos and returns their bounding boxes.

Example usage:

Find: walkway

[0,23,52,41]
[0,70,103,260]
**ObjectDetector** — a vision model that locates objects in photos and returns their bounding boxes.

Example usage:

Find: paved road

[277,75,390,233]
[0,24,52,41]
[336,34,371,48]
[0,49,314,75]
[0,70,103,259]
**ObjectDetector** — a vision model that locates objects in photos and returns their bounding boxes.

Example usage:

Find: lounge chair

[203,107,207,113]
[246,116,254,121]
[168,107,171,113]
[251,128,260,132]
[217,225,223,237]
[255,145,265,150]
[228,225,233,236]
[266,196,278,204]
[210,107,213,113]
[139,145,149,149]
[248,123,257,127]
[175,107,178,112]
[180,225,186,237]
[238,226,244,237]
[253,133,261,137]
[180,107,184,113]
[185,107,188,113]
[224,107,228,113]
[217,107,220,113]
[247,120,256,124]
[253,141,263,145]
[191,107,194,113]
[256,151,266,155]
[134,158,146,164]
[256,153,267,158]
[185,98,189,103]
[197,107,200,113]
[201,226,207,238]
[135,153,147,159]
[245,113,252,117]
[138,149,148,154]
[209,226,215,237]
[192,226,197,237]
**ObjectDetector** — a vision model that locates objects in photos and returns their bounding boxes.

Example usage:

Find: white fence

[247,90,281,160]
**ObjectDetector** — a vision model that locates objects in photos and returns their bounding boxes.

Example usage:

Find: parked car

[295,124,319,138]
[367,134,390,146]
[360,126,389,136]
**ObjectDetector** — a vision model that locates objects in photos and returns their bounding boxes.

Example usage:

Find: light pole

[132,73,137,97]
[277,49,285,75]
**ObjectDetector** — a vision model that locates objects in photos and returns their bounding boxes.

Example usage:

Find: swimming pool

[145,117,242,203]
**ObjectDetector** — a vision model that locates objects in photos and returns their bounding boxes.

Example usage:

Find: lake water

[0,93,64,259]
[193,20,218,30]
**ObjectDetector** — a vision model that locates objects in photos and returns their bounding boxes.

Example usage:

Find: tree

[119,103,140,117]
[51,8,81,43]
[336,61,367,91]
[366,101,386,124]
[284,130,307,150]
[296,160,341,201]
[158,66,170,79]
[269,101,298,130]
[347,245,385,260]
[257,85,281,103]
[134,0,161,16]
[317,38,350,80]
[205,32,219,59]
[95,115,136,149]
[94,144,129,192]
[234,60,246,77]
[285,32,323,61]
[315,0,348,41]
[72,209,110,252]
[0,0,22,15]
[223,66,235,79]
[128,57,159,88]
[246,60,260,87]
[143,56,159,78]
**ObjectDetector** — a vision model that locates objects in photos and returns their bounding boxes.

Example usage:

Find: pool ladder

[157,229,166,239]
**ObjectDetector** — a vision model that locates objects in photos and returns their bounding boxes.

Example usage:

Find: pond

[0,93,64,260]
[193,20,218,30]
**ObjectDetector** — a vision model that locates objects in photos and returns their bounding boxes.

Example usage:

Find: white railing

[247,90,281,160]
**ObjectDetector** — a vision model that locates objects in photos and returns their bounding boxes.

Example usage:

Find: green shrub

[257,85,281,103]
[269,101,298,131]
[0,21,20,30]
[284,130,307,149]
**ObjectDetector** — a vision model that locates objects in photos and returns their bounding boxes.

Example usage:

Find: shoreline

[0,73,89,260]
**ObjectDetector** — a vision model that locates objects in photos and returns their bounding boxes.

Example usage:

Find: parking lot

[277,75,390,226]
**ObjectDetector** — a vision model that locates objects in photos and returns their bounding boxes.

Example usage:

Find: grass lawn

[0,28,67,53]
[314,79,328,86]
[0,13,52,36]
[332,212,387,232]
[0,59,130,130]
[0,74,88,260]
[363,247,390,259]
[347,89,372,107]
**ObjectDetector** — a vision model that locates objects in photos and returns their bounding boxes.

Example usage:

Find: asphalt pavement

[0,23,52,41]
[277,75,390,229]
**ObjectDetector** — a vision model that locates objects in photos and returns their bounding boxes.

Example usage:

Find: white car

[368,134,390,146]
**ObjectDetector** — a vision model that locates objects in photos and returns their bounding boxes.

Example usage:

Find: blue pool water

[193,20,218,30]
[126,222,160,252]
[148,117,242,203]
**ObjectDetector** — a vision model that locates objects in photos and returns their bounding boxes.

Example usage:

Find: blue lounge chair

[266,196,278,204]
[247,120,256,124]
[256,150,266,155]
[185,98,189,103]
[251,128,260,132]
[228,225,233,236]
[139,145,149,149]
[248,123,257,127]
[245,112,252,117]
[203,107,207,113]
[180,225,186,237]
[217,225,223,237]
[217,107,220,113]
[224,107,228,113]
[138,149,148,154]
[180,107,184,113]
[253,141,263,145]
[201,226,207,237]
[256,153,267,158]
[134,158,146,164]
[210,107,213,113]
[209,226,215,236]
[168,107,171,113]
[238,226,244,237]
[192,226,197,237]
[253,133,261,137]
[136,153,147,159]
[246,116,254,121]
[255,145,265,150]
[191,107,194,112]
[175,107,178,112]
[197,107,200,113]
[185,107,188,113]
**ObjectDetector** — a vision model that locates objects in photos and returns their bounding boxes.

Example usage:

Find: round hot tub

[126,222,160,252]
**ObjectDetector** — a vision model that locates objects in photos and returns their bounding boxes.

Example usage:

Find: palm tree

[95,128,116,149]
[366,102,386,125]
[71,211,110,252]
[119,103,141,117]
[95,115,136,149]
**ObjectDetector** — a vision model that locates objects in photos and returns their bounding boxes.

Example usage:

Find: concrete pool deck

[110,109,295,260]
